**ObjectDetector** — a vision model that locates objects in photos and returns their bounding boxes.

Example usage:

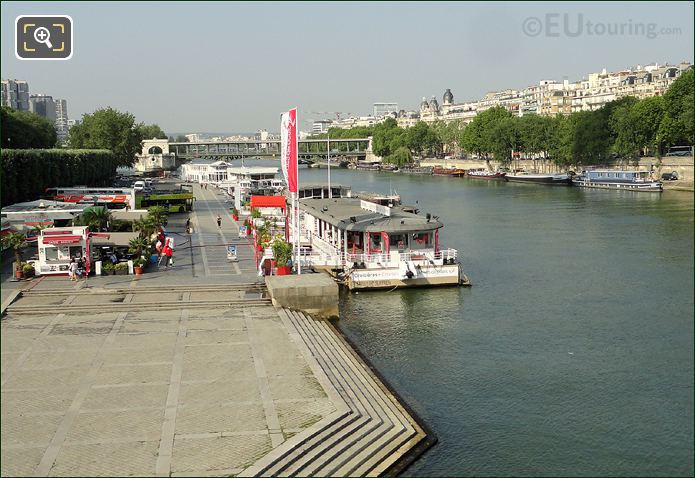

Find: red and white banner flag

[281,108,298,193]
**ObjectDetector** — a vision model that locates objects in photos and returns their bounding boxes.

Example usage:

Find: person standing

[68,258,77,281]
[163,236,175,268]
[216,215,222,228]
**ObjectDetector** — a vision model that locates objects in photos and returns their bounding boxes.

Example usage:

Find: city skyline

[1,1,693,133]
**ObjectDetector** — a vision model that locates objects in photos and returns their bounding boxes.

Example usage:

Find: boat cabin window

[370,234,382,252]
[389,234,407,252]
[411,232,432,250]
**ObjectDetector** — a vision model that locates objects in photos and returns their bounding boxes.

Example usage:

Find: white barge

[297,197,466,290]
[572,170,663,192]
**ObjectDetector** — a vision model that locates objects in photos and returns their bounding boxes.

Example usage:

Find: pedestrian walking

[162,236,175,268]
[68,258,77,281]
[216,215,222,228]
[76,258,85,279]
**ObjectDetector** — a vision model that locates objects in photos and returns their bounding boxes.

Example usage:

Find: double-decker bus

[43,187,136,210]
[135,191,194,213]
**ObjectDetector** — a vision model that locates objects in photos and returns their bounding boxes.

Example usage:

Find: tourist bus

[135,191,194,213]
[43,187,136,210]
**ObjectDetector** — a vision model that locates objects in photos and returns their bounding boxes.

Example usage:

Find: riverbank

[419,155,694,191]
[1,181,434,476]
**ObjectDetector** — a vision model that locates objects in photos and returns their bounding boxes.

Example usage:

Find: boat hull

[572,179,663,192]
[346,264,461,290]
[506,175,571,185]
[468,173,507,180]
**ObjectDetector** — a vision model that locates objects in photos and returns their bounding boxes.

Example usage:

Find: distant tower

[420,97,430,113]
[429,96,440,113]
[443,88,454,105]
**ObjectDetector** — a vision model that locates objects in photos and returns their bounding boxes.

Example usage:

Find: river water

[262,162,694,475]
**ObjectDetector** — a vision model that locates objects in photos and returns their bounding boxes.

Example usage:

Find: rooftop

[300,197,441,233]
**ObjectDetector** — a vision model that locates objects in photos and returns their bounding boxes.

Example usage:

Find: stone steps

[5,298,271,315]
[242,309,427,477]
[20,283,264,296]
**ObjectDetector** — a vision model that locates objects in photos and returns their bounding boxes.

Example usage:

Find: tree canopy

[138,124,167,140]
[68,108,144,166]
[1,107,57,149]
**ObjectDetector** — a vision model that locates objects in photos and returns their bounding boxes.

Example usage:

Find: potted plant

[114,262,129,275]
[272,238,293,275]
[230,207,239,221]
[102,261,115,275]
[2,232,28,280]
[133,258,146,275]
[250,208,261,219]
[22,262,35,279]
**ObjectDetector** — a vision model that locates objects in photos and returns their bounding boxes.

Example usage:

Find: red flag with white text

[281,108,298,193]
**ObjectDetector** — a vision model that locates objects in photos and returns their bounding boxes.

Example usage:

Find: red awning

[42,235,83,245]
[250,196,286,210]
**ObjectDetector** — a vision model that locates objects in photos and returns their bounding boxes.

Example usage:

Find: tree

[372,118,404,157]
[81,206,112,231]
[632,96,664,156]
[1,107,57,149]
[138,124,167,140]
[459,107,512,158]
[1,232,28,274]
[659,69,694,149]
[489,116,522,163]
[147,206,168,229]
[68,108,143,166]
[608,97,641,159]
[174,135,189,142]
[405,122,441,157]
[384,146,412,167]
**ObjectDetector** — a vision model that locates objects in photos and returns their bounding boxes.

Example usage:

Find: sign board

[280,108,298,192]
[360,200,391,216]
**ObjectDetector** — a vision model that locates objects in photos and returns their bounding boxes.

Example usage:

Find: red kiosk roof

[250,196,286,210]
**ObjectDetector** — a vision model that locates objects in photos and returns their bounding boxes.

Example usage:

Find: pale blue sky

[1,1,693,134]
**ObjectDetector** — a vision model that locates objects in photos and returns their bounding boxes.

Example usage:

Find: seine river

[266,161,694,475]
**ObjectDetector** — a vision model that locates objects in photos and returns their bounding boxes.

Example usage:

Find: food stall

[37,226,90,275]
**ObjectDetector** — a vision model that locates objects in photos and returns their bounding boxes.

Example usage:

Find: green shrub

[114,262,128,270]
[102,261,115,271]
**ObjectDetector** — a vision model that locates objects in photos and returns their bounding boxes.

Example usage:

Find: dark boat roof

[299,197,441,233]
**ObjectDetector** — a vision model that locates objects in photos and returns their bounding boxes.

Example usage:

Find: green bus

[136,191,194,213]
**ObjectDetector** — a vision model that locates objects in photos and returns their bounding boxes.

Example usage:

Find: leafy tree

[372,118,404,157]
[133,216,157,239]
[659,69,694,149]
[68,108,143,166]
[459,107,512,158]
[518,114,554,158]
[573,109,612,165]
[405,122,441,157]
[138,124,167,140]
[174,134,189,142]
[384,146,412,167]
[632,96,664,156]
[1,107,57,148]
[608,97,641,159]
[489,116,522,163]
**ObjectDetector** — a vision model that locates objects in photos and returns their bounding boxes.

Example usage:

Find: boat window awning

[42,235,83,245]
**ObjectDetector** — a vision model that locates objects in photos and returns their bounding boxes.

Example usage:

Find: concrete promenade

[1,182,429,476]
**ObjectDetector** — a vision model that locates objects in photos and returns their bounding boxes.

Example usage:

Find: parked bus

[43,187,136,210]
[135,191,194,213]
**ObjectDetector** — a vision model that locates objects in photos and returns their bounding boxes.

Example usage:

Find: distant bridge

[167,138,371,162]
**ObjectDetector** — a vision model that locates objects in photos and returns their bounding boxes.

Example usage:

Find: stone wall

[266,273,339,319]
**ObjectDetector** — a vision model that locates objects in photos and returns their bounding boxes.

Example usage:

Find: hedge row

[1,149,118,206]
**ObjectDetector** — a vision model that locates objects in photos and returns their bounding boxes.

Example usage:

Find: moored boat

[467,168,507,180]
[572,170,663,192]
[505,170,572,185]
[296,197,465,290]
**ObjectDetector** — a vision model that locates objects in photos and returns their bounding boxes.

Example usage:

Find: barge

[571,170,663,192]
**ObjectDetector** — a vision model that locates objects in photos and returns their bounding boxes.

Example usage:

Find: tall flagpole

[296,109,301,274]
[327,133,331,199]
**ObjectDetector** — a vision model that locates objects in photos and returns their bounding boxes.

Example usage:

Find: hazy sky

[1,1,693,134]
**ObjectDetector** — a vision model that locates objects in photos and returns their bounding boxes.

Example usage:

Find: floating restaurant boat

[571,170,663,192]
[467,168,507,180]
[296,197,466,290]
[505,169,572,185]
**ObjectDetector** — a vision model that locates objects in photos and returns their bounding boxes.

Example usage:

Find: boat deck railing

[299,233,458,268]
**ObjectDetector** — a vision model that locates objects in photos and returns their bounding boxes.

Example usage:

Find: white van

[133,180,146,192]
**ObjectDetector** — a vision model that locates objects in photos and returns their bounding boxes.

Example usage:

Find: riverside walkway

[0,183,430,476]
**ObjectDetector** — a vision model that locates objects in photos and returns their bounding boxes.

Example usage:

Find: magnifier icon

[33,27,53,49]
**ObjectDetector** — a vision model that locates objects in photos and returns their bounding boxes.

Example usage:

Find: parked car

[661,171,679,181]
[133,180,146,191]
